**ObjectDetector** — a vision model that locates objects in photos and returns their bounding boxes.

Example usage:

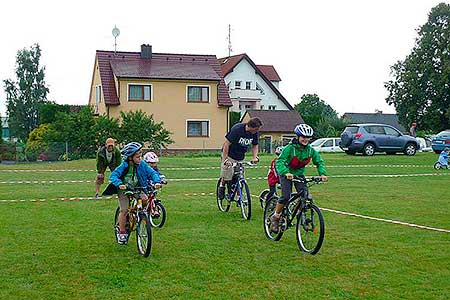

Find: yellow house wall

[106,78,228,150]
[88,58,107,115]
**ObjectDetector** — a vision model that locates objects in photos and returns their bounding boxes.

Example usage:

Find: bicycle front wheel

[136,212,152,257]
[240,181,251,220]
[114,206,120,243]
[149,201,166,228]
[216,179,230,212]
[259,189,270,209]
[296,203,324,255]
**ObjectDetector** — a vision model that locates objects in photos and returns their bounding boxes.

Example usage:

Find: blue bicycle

[216,162,253,220]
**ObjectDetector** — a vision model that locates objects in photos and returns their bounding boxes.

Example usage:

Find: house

[241,110,304,153]
[1,116,9,141]
[219,54,293,115]
[342,111,406,133]
[88,44,232,151]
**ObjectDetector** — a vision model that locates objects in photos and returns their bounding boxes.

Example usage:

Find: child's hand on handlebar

[154,183,162,189]
[119,184,127,190]
[285,173,294,180]
[321,175,328,182]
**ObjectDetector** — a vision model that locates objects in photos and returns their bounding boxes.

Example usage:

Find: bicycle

[258,183,280,210]
[263,176,325,255]
[145,183,167,228]
[216,161,254,220]
[113,186,152,257]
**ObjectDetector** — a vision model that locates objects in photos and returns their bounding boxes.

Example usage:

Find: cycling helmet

[294,124,314,137]
[275,146,283,155]
[121,142,142,159]
[144,151,159,163]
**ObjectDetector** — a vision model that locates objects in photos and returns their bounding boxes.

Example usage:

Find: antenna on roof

[227,24,233,58]
[112,25,120,55]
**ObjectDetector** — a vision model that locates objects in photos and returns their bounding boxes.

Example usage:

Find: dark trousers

[266,185,277,201]
[278,176,306,205]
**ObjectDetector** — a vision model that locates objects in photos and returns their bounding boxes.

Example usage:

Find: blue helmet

[294,124,314,137]
[121,142,143,159]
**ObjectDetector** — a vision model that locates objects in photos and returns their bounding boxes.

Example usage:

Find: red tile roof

[256,65,281,82]
[242,110,304,133]
[95,50,231,106]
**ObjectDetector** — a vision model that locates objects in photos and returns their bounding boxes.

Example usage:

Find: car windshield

[344,126,359,134]
[311,138,325,146]
[437,131,450,138]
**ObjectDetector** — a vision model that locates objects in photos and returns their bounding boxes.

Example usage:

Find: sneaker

[94,193,99,199]
[218,186,225,200]
[117,233,128,245]
[151,211,160,218]
[270,214,281,233]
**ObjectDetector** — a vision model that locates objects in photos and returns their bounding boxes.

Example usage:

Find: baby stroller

[434,148,449,170]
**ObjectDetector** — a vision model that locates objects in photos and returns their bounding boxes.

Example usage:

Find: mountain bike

[258,183,280,210]
[216,161,253,220]
[145,183,166,228]
[263,176,325,255]
[113,187,152,257]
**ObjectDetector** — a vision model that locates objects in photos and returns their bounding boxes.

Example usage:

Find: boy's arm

[96,150,103,173]
[275,146,290,177]
[109,162,125,186]
[311,148,327,176]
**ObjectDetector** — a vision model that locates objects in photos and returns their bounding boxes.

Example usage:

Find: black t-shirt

[225,123,259,160]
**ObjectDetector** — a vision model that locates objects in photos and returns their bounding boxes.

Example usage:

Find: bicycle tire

[240,181,251,220]
[296,203,324,255]
[114,206,120,243]
[263,196,284,241]
[216,179,230,212]
[259,189,270,209]
[136,212,152,257]
[149,201,166,228]
[434,162,442,170]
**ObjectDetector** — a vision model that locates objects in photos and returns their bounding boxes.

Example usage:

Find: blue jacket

[109,160,161,190]
[438,152,449,165]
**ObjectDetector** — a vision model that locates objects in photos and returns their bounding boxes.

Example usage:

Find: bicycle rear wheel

[216,179,230,212]
[259,189,270,209]
[296,203,324,255]
[263,196,284,241]
[136,212,152,257]
[149,201,166,228]
[240,181,251,220]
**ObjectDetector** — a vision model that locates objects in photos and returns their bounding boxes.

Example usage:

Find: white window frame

[186,119,210,137]
[127,83,153,101]
[186,85,210,103]
[246,81,251,90]
[95,85,102,103]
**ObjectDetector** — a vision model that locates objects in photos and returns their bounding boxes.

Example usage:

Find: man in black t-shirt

[218,117,263,199]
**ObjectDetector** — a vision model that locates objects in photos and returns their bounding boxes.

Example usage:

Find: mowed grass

[0,152,449,300]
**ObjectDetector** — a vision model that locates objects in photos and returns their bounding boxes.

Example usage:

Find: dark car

[431,130,450,153]
[339,124,418,156]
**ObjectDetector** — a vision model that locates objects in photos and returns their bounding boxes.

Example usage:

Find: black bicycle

[263,176,325,255]
[216,161,253,220]
[114,187,152,257]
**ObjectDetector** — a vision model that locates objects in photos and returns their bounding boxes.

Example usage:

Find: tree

[93,115,120,149]
[385,3,450,132]
[120,110,173,150]
[229,111,241,130]
[3,44,49,141]
[25,124,55,160]
[294,94,338,128]
[39,103,71,125]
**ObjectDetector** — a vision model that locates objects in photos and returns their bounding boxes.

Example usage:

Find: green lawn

[0,152,449,300]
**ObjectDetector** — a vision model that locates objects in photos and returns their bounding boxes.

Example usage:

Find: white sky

[0,0,447,117]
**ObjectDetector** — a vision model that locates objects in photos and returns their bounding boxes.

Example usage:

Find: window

[128,84,152,101]
[246,81,251,89]
[256,82,265,94]
[260,105,264,110]
[95,86,102,103]
[245,105,252,109]
[322,139,333,147]
[334,139,341,146]
[187,86,209,102]
[365,126,385,134]
[187,121,209,137]
[268,105,276,110]
[235,81,241,89]
[384,127,400,136]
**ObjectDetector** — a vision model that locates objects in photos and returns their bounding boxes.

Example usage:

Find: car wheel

[404,143,417,156]
[363,143,375,156]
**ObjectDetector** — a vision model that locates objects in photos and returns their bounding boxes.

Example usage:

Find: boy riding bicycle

[110,142,161,244]
[271,124,327,233]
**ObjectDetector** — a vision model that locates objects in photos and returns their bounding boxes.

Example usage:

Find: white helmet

[144,151,159,163]
[275,146,283,155]
[294,124,314,137]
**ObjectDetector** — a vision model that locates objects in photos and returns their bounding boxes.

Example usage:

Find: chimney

[140,44,152,59]
[375,109,383,114]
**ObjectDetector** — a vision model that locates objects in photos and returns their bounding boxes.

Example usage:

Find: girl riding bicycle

[144,151,168,184]
[265,146,283,201]
[271,124,327,233]
[110,142,161,244]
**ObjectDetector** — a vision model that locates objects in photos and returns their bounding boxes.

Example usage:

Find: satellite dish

[112,26,120,38]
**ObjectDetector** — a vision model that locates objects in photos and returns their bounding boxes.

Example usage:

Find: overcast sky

[0,0,447,117]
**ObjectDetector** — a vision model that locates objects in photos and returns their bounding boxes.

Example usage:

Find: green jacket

[275,140,327,177]
[96,146,122,173]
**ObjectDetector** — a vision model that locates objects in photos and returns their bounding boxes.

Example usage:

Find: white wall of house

[224,59,290,114]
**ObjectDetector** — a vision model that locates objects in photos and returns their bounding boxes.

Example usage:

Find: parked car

[431,130,450,153]
[339,124,419,156]
[310,138,343,153]
[416,137,432,152]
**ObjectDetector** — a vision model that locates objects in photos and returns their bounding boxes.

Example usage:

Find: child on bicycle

[437,147,450,169]
[265,146,283,202]
[271,124,327,233]
[110,142,161,244]
[144,151,168,184]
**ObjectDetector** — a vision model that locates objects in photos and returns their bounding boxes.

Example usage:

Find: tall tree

[385,3,450,131]
[3,44,49,141]
[294,94,338,128]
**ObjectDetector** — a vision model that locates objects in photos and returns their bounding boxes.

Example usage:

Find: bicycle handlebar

[291,176,323,184]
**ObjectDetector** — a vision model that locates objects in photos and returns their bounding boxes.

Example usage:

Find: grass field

[0,152,449,300]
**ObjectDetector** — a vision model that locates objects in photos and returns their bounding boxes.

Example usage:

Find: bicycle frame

[281,179,318,229]
[228,162,247,203]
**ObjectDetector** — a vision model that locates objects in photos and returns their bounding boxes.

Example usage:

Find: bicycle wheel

[240,181,252,220]
[263,196,284,241]
[149,201,166,228]
[114,206,120,243]
[259,189,270,209]
[434,162,442,170]
[296,203,325,255]
[216,179,230,212]
[136,212,152,257]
